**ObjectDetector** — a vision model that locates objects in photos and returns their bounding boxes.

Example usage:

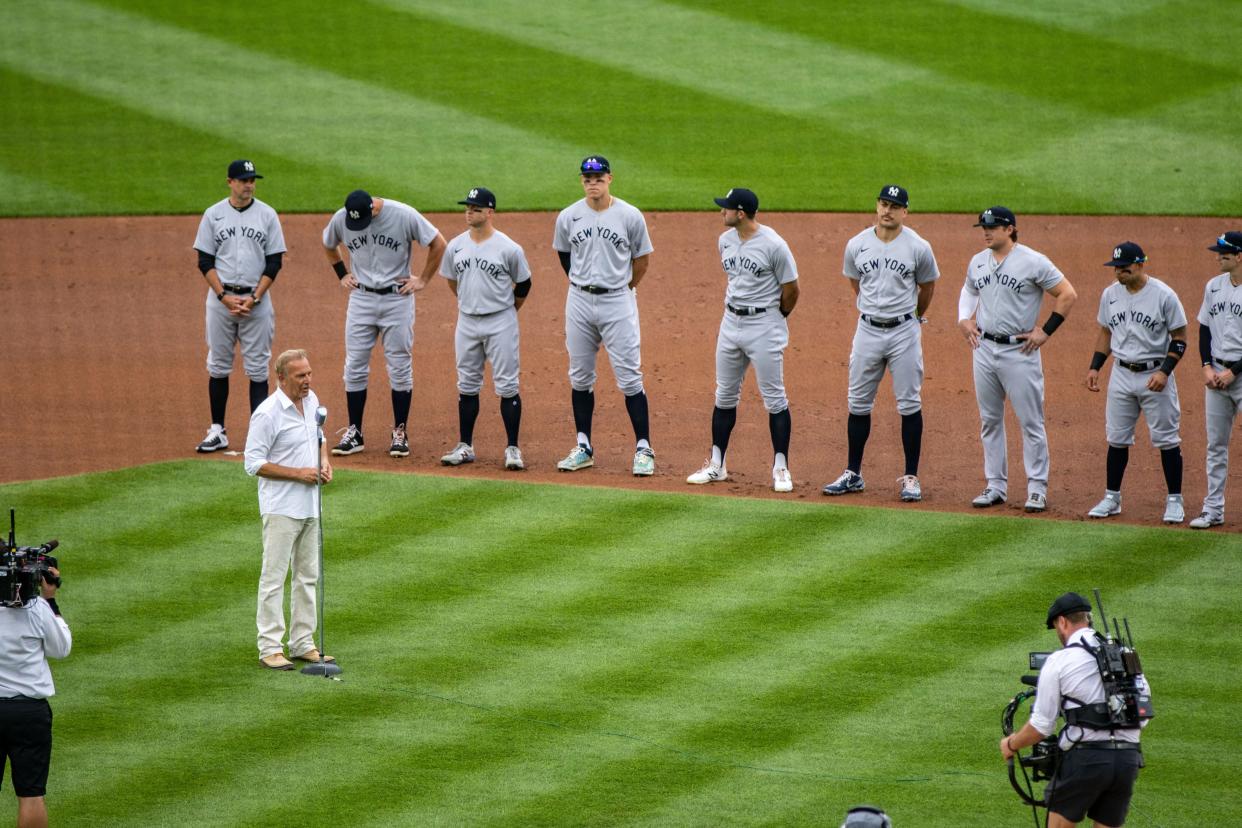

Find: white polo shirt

[244,387,321,519]
[0,598,72,699]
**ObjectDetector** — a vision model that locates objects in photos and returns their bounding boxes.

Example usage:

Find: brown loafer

[260,653,295,670]
[291,649,335,664]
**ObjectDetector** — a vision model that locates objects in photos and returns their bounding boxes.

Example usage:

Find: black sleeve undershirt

[263,252,283,280]
[196,250,215,275]
[1199,323,1213,365]
[557,251,571,276]
[514,278,532,298]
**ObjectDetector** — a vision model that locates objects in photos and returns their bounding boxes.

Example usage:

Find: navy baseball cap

[975,206,1017,227]
[580,155,611,175]
[841,806,892,828]
[1105,241,1147,267]
[877,185,908,207]
[714,187,759,215]
[1046,592,1093,629]
[458,187,496,209]
[228,159,263,180]
[1208,231,1242,254]
[344,189,374,231]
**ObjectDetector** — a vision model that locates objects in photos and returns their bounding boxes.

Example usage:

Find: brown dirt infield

[1,211,1237,531]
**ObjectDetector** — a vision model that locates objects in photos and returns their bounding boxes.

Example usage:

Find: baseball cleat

[196,424,228,453]
[687,461,728,485]
[504,445,525,471]
[898,474,922,502]
[1087,492,1121,519]
[773,467,793,493]
[440,442,475,466]
[331,425,364,456]
[1162,495,1185,524]
[632,447,656,477]
[1024,492,1048,513]
[389,424,410,458]
[557,444,594,472]
[1188,511,1223,529]
[972,488,1005,508]
[822,470,864,496]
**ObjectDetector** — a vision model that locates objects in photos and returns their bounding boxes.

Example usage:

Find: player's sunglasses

[581,160,607,172]
[1216,235,1240,253]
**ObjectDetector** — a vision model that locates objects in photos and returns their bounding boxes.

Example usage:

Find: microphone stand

[303,407,341,678]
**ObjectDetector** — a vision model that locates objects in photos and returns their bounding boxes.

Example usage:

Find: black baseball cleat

[332,424,364,456]
[196,424,228,453]
[389,424,409,458]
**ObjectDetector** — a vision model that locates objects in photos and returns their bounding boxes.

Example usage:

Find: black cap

[841,806,892,828]
[1208,231,1242,254]
[878,185,908,207]
[713,187,759,215]
[458,187,496,209]
[974,206,1016,227]
[228,159,262,180]
[1046,592,1093,629]
[1105,241,1147,267]
[344,189,374,231]
[580,155,610,175]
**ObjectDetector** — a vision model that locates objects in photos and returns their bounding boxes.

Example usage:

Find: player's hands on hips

[957,318,980,349]
[1147,371,1169,392]
[341,273,359,290]
[1016,328,1049,354]
[1086,369,1101,392]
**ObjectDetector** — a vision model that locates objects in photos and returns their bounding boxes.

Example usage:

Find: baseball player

[552,155,656,475]
[437,187,532,470]
[957,206,1078,512]
[1085,242,1188,523]
[823,185,938,502]
[686,188,799,492]
[1189,231,1242,529]
[192,159,286,453]
[322,190,446,458]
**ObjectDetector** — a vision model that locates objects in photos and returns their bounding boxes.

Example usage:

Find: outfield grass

[4,0,1240,216]
[0,462,1237,826]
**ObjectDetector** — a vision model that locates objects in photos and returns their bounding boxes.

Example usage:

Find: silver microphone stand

[303,405,341,678]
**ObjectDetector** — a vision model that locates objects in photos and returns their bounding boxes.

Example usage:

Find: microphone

[38,539,59,554]
[315,406,327,426]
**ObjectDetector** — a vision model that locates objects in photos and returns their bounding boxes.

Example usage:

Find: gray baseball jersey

[715,225,797,413]
[440,229,531,398]
[194,197,285,381]
[965,243,1064,335]
[1098,277,1186,450]
[843,226,939,317]
[1196,273,1242,519]
[323,200,440,288]
[553,197,653,290]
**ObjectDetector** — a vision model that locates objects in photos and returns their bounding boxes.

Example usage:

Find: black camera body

[0,510,60,608]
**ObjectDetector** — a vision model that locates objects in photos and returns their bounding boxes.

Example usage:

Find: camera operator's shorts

[1046,743,1142,826]
[0,698,52,797]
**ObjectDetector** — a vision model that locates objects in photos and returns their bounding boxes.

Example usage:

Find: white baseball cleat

[1188,511,1222,529]
[1087,492,1121,519]
[898,475,922,502]
[504,445,525,471]
[632,447,656,477]
[440,442,475,466]
[196,424,228,453]
[1024,492,1047,513]
[773,467,793,493]
[1162,495,1184,524]
[972,488,1005,508]
[687,461,727,485]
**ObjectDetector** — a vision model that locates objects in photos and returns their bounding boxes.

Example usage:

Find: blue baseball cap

[975,206,1017,227]
[458,187,496,209]
[1208,231,1242,254]
[344,189,373,231]
[714,187,759,215]
[878,185,908,207]
[1105,241,1147,267]
[228,159,262,180]
[580,155,610,175]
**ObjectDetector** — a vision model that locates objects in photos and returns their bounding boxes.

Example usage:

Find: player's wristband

[1089,351,1107,371]
[1159,356,1178,375]
[251,294,263,305]
[332,261,348,280]
[1041,312,1065,337]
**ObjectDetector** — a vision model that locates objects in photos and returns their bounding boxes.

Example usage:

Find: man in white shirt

[0,559,70,828]
[244,349,333,670]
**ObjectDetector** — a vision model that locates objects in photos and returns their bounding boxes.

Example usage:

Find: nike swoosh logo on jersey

[1109,298,1117,304]
[572,216,582,222]
[859,247,870,254]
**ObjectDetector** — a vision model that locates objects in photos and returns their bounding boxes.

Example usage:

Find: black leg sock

[769,408,791,459]
[392,389,412,428]
[500,394,521,446]
[1160,446,1183,495]
[346,389,367,436]
[248,380,268,414]
[458,394,480,445]
[846,413,871,474]
[209,377,229,426]
[571,389,594,444]
[711,406,738,459]
[624,391,651,444]
[1106,445,1129,492]
[900,410,923,476]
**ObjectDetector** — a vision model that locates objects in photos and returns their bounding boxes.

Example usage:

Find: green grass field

[4,0,1241,216]
[1,462,1238,826]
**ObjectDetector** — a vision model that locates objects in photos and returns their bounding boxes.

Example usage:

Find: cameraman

[0,565,70,828]
[1000,592,1148,828]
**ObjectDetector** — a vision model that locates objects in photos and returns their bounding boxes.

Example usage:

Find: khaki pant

[257,514,319,658]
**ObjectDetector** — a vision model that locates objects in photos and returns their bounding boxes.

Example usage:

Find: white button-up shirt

[244,388,321,519]
[0,598,72,699]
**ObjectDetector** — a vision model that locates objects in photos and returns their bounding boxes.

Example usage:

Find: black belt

[980,330,1017,345]
[461,308,506,318]
[1118,359,1160,372]
[357,284,401,295]
[1215,357,1241,368]
[727,304,767,316]
[861,313,912,329]
[1073,741,1141,751]
[220,283,254,295]
[572,283,617,295]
